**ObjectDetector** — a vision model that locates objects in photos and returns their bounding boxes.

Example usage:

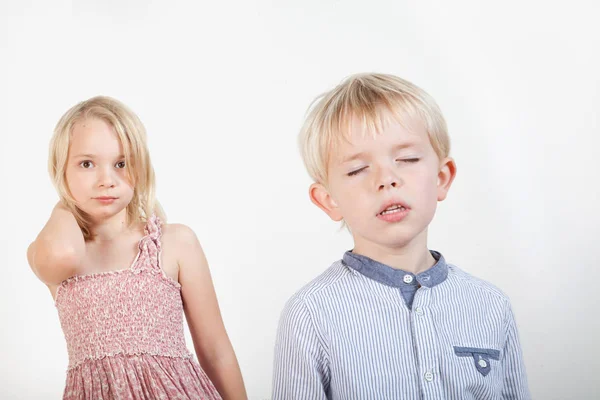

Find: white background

[1,0,599,399]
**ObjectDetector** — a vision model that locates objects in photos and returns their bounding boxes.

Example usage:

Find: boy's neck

[352,233,436,275]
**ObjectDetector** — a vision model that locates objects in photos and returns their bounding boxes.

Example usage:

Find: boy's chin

[352,231,419,250]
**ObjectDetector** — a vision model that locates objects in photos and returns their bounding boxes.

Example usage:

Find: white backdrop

[1,0,599,399]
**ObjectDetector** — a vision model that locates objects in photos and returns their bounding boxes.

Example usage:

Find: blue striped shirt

[272,251,530,399]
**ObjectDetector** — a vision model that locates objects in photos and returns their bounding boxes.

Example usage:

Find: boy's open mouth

[378,204,407,216]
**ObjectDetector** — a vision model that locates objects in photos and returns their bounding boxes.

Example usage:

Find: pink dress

[55,215,222,400]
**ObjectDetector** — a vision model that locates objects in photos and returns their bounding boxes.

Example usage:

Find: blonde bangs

[299,73,450,185]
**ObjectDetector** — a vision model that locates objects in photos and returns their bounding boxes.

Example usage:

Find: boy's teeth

[381,205,406,215]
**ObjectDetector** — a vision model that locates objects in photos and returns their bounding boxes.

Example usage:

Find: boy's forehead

[331,116,428,157]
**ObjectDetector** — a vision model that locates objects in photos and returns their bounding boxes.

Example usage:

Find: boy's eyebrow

[341,143,419,163]
[341,151,367,164]
[392,142,419,151]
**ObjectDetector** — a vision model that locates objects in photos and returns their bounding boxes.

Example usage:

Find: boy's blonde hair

[299,73,450,185]
[49,96,165,240]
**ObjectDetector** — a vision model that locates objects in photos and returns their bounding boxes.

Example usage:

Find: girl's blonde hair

[49,96,165,240]
[299,73,451,186]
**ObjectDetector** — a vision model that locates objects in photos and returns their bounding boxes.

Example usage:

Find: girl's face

[65,117,134,221]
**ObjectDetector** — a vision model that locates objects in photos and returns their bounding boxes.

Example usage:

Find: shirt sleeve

[272,296,330,400]
[501,302,531,399]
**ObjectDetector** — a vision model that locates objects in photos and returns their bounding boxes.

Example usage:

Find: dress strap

[131,214,163,273]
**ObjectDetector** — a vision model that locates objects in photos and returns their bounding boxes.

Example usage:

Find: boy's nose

[376,166,401,191]
[378,180,398,191]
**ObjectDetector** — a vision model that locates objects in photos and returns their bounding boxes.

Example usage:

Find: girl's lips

[94,197,117,204]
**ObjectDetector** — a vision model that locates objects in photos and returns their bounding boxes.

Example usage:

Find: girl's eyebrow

[72,154,125,158]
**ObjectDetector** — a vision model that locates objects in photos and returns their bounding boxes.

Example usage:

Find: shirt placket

[411,285,444,400]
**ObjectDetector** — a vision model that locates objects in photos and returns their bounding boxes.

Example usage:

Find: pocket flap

[453,346,500,377]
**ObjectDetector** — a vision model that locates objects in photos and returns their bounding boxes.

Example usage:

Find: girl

[27,96,247,400]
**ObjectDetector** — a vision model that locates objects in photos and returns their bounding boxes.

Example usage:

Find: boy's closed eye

[347,158,421,177]
[398,158,420,163]
[348,166,368,176]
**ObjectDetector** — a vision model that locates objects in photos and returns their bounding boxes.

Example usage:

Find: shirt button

[478,359,488,368]
[403,274,413,284]
[424,371,434,382]
[415,307,424,316]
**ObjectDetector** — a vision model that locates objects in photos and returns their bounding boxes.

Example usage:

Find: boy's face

[310,114,456,254]
[65,117,134,221]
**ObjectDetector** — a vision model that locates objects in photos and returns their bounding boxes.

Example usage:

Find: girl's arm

[173,224,247,400]
[27,202,85,286]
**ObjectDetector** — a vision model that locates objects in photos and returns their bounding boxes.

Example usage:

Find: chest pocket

[454,346,501,377]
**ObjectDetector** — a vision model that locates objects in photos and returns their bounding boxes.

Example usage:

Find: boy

[272,73,530,399]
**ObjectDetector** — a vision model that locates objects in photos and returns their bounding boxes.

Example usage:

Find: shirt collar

[342,250,448,289]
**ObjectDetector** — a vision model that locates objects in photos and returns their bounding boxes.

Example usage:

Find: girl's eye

[115,161,126,169]
[348,167,367,176]
[80,161,94,169]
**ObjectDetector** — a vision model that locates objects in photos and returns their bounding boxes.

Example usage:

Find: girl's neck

[89,210,130,242]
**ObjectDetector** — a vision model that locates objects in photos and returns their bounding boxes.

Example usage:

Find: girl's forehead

[69,118,124,155]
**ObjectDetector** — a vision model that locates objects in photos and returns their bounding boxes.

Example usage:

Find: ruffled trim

[131,214,161,274]
[132,214,180,288]
[63,353,222,400]
[56,266,180,301]
[67,349,194,371]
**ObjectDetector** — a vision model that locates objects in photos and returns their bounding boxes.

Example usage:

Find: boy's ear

[309,183,343,222]
[437,157,457,201]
